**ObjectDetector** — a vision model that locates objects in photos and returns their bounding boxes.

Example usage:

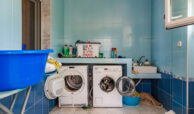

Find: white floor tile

[50,103,167,114]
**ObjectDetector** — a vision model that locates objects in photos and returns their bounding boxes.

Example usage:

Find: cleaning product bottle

[114,48,117,58]
[64,44,69,56]
[73,47,77,57]
[144,59,150,66]
[111,48,114,58]
[69,45,73,56]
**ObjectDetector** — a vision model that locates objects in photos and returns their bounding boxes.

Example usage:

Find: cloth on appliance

[140,92,163,108]
[47,56,61,71]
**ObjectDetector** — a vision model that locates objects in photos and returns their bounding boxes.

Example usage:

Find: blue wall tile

[34,99,43,114]
[189,108,194,114]
[172,78,183,105]
[183,81,187,107]
[26,87,35,110]
[24,106,35,114]
[158,89,172,111]
[189,81,194,108]
[135,80,151,94]
[12,90,26,114]
[0,96,13,108]
[142,84,151,93]
[42,97,50,114]
[0,75,56,114]
[183,107,187,114]
[173,101,183,114]
[151,72,187,112]
[136,83,143,93]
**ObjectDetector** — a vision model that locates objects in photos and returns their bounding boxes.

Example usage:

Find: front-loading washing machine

[93,65,123,107]
[44,65,88,107]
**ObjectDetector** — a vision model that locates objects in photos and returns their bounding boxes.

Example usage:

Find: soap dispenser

[144,59,150,66]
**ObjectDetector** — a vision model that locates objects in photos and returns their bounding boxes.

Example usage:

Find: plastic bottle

[114,48,117,58]
[73,47,77,56]
[111,48,114,58]
[144,59,150,66]
[64,44,69,56]
[69,45,73,55]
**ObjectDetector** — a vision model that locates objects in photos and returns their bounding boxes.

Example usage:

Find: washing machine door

[60,69,85,95]
[99,76,116,93]
[44,73,65,99]
[116,76,136,96]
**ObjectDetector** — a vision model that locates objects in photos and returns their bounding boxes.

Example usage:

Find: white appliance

[93,65,123,107]
[44,65,88,107]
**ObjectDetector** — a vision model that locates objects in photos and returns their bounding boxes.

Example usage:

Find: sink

[133,66,157,74]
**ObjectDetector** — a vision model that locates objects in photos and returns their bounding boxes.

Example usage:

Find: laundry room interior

[0,0,194,114]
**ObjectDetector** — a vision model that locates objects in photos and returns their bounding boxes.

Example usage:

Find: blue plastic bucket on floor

[123,96,140,106]
[0,50,53,91]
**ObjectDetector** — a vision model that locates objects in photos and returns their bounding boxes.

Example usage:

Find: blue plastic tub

[123,96,140,106]
[0,50,53,91]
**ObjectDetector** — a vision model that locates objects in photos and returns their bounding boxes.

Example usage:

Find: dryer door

[44,73,65,99]
[60,67,85,95]
[116,76,136,96]
[63,71,84,94]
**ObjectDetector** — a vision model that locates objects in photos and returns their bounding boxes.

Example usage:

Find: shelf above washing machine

[56,58,132,76]
[56,58,161,79]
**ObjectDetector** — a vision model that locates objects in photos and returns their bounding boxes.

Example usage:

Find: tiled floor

[50,103,167,114]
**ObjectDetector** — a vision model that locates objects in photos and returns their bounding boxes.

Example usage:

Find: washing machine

[44,65,88,107]
[93,65,123,107]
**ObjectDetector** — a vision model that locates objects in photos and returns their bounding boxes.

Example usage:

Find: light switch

[177,41,182,47]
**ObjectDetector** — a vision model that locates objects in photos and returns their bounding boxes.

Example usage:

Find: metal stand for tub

[0,87,31,114]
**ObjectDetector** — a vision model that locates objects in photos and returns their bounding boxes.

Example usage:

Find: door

[116,76,136,96]
[44,73,65,100]
[22,0,41,50]
[45,70,85,100]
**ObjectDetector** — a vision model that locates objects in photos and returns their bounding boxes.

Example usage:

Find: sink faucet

[137,56,145,66]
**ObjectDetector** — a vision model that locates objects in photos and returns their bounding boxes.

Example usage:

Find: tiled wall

[151,0,187,78]
[136,80,151,94]
[151,0,189,113]
[188,25,194,79]
[0,0,22,50]
[152,72,187,114]
[51,0,64,57]
[188,81,194,113]
[52,0,152,60]
[0,74,56,114]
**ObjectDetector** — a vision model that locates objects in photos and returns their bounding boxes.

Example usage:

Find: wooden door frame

[30,0,41,50]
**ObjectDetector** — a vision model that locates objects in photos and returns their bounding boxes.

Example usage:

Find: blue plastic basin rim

[0,49,53,54]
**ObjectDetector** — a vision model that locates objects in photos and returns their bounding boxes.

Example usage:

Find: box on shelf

[76,42,101,58]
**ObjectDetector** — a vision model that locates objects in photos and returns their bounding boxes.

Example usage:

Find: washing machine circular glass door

[62,70,85,95]
[99,76,115,93]
[116,76,136,96]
